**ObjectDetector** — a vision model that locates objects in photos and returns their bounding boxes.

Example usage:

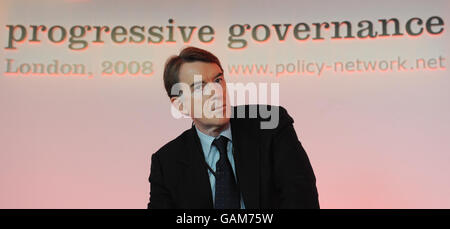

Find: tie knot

[213,136,228,155]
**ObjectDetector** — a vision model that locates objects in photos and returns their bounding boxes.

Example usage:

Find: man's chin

[210,116,230,125]
[197,116,230,127]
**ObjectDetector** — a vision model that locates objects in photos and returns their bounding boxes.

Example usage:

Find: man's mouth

[212,104,226,111]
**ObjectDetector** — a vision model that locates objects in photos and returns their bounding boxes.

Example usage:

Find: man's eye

[215,78,222,83]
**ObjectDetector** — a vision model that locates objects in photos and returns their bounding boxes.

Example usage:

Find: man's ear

[170,96,190,116]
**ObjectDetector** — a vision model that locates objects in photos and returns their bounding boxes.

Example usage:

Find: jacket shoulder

[232,104,294,130]
[152,128,192,161]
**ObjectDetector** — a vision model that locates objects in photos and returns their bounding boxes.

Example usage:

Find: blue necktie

[213,136,240,209]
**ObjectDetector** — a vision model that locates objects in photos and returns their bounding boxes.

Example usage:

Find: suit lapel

[175,125,214,209]
[231,114,261,209]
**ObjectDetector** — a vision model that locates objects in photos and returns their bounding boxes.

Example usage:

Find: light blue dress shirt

[195,124,246,209]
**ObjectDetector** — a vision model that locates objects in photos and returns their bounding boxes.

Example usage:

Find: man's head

[163,46,230,131]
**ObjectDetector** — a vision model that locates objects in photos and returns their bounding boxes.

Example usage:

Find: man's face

[173,61,230,127]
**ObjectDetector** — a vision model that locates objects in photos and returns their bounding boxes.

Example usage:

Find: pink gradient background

[0,0,449,208]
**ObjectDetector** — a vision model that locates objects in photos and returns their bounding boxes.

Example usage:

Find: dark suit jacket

[148,105,319,209]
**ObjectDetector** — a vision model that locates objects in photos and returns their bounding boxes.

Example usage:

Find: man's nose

[205,82,224,98]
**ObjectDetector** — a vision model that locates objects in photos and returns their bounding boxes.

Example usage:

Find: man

[148,46,319,209]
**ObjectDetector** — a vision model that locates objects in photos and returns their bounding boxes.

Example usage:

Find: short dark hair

[163,46,224,98]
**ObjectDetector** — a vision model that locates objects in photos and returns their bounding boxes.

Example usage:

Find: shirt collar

[194,123,232,157]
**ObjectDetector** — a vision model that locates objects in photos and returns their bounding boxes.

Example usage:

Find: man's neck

[194,120,230,137]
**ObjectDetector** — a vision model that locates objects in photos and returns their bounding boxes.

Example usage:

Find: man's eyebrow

[213,72,223,79]
[190,72,223,87]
